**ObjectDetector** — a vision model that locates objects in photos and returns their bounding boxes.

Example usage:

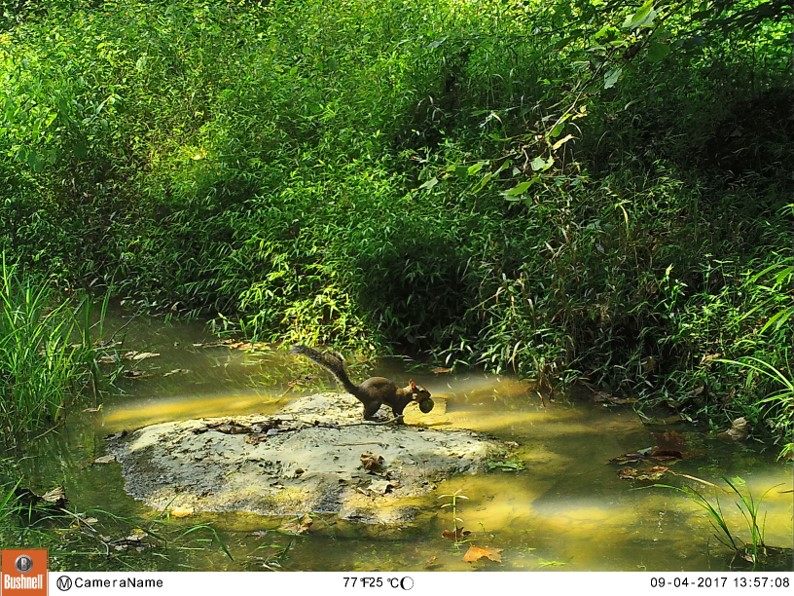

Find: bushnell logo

[0,549,48,596]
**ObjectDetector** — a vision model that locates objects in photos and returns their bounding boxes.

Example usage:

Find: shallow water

[15,314,794,571]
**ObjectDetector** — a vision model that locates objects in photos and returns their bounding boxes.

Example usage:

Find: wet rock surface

[107,392,502,525]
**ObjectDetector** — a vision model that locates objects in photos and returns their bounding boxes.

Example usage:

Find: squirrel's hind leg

[363,401,381,420]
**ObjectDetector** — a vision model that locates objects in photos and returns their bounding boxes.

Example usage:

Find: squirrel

[290,345,434,421]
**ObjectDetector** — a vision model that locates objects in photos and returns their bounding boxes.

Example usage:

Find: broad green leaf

[503,180,534,197]
[623,1,657,29]
[604,67,622,89]
[531,156,554,172]
[467,162,485,175]
[473,172,493,192]
[418,177,439,190]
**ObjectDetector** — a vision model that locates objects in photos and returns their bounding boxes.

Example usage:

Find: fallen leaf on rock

[93,455,117,465]
[169,506,194,518]
[123,351,160,361]
[441,527,472,541]
[279,514,313,535]
[366,479,397,495]
[463,544,503,563]
[360,451,385,473]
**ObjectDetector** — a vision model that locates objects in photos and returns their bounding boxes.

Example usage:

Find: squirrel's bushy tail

[290,344,359,395]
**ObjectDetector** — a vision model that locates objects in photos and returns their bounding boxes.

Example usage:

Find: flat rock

[106,392,502,525]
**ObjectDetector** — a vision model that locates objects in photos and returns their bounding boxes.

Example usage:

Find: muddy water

[16,315,794,571]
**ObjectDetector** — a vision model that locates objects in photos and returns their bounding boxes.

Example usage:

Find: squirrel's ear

[410,379,417,391]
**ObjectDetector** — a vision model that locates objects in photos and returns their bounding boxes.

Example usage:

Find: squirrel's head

[409,379,434,413]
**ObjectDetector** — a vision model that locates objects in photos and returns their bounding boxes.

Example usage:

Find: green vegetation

[0,0,790,448]
[0,257,104,440]
[662,476,791,570]
[0,461,244,571]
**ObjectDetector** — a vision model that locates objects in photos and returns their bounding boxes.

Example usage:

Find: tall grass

[662,477,782,570]
[0,256,102,439]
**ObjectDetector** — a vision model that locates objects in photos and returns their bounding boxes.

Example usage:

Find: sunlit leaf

[93,455,117,465]
[418,177,438,190]
[530,156,554,171]
[551,134,574,150]
[623,1,657,29]
[467,162,485,175]
[463,544,503,563]
[503,180,533,197]
[442,527,471,541]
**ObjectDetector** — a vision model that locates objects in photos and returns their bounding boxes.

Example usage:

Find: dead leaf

[128,528,147,540]
[279,514,313,535]
[718,417,749,442]
[366,479,397,495]
[97,354,117,364]
[360,451,385,473]
[618,466,669,481]
[169,506,194,518]
[123,351,160,361]
[93,455,117,465]
[463,544,503,563]
[82,404,102,413]
[650,430,686,459]
[163,368,190,377]
[221,340,253,351]
[441,527,471,541]
[41,486,67,506]
[431,366,453,374]
[424,556,442,570]
[608,451,647,465]
[205,420,252,435]
[122,370,150,379]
